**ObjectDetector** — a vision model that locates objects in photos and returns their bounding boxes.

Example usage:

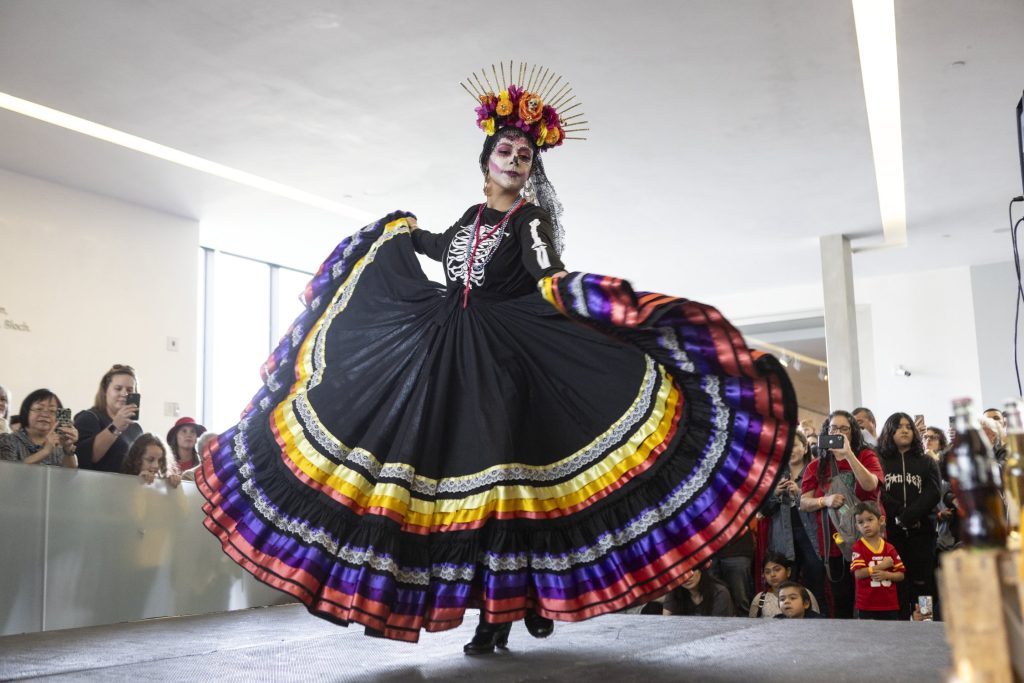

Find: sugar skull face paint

[486,134,533,193]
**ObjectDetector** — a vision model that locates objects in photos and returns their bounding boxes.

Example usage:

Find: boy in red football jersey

[850,501,905,620]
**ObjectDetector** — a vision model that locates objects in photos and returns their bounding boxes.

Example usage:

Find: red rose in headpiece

[518,93,543,125]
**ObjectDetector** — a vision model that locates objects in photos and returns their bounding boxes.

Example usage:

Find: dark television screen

[1018,94,1024,193]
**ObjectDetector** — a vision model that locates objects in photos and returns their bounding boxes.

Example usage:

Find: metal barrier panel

[0,461,292,635]
[0,462,47,634]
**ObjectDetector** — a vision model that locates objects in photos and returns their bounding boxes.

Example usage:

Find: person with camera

[799,410,883,618]
[0,388,79,467]
[876,412,941,620]
[74,364,143,473]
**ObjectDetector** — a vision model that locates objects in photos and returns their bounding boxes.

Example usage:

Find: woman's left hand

[167,473,182,489]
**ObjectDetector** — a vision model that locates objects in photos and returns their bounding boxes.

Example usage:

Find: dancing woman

[198,63,796,646]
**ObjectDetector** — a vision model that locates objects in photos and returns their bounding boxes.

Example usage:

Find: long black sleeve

[901,456,942,527]
[516,207,565,280]
[411,211,471,262]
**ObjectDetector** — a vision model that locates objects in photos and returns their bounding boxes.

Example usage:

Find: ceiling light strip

[851,0,907,252]
[745,336,827,369]
[0,91,374,223]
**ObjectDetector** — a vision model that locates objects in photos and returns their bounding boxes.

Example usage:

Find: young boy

[773,581,822,619]
[850,501,905,620]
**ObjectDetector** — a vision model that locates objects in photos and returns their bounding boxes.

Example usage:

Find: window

[199,249,312,432]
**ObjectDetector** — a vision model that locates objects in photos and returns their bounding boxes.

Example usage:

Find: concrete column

[820,234,861,410]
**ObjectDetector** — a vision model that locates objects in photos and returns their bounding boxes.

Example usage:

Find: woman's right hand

[111,403,138,431]
[41,430,60,455]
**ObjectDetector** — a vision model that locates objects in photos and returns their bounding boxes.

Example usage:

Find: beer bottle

[1003,399,1024,545]
[947,398,1007,548]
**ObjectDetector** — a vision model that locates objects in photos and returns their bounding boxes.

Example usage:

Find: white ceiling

[1,0,1022,304]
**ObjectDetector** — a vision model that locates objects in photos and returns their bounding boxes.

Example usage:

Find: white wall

[970,260,1023,410]
[0,169,199,441]
[713,263,992,429]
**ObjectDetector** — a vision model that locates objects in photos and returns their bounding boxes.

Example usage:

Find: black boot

[463,618,513,655]
[523,610,554,639]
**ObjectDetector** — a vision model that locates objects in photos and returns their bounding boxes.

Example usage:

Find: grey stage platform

[0,604,950,682]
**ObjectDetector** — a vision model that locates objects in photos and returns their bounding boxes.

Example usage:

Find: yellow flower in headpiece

[496,90,513,117]
[536,122,548,147]
[544,126,561,146]
[518,93,543,124]
[481,117,496,136]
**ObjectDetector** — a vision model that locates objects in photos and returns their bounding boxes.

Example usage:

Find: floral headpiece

[461,62,587,151]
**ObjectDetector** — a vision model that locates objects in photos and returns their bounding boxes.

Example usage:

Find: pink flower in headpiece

[508,85,524,100]
[543,105,560,128]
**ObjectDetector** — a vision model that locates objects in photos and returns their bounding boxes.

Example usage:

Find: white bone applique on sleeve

[529,218,551,270]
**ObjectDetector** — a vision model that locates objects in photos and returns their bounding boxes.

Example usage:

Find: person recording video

[798,410,883,618]
[74,364,143,473]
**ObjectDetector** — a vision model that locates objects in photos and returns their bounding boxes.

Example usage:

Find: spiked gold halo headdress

[461,61,588,151]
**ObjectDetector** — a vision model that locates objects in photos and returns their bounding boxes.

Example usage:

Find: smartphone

[821,434,845,450]
[914,414,925,425]
[126,393,141,419]
[56,408,72,430]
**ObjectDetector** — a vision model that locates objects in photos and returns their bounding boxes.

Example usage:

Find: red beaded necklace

[462,198,525,308]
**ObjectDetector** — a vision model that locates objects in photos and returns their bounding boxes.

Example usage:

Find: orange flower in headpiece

[479,94,495,107]
[518,93,543,124]
[496,91,513,117]
[544,126,562,146]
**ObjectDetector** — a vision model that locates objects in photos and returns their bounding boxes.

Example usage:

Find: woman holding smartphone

[74,364,143,473]
[0,388,78,467]
[799,409,882,618]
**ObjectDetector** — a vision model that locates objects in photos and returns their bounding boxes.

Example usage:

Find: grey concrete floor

[0,604,951,682]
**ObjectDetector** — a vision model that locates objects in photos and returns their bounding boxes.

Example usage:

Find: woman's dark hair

[762,552,793,572]
[93,364,137,413]
[122,433,168,477]
[877,412,925,459]
[925,426,949,451]
[18,388,63,428]
[817,409,867,488]
[791,431,811,469]
[478,126,546,181]
[674,568,730,616]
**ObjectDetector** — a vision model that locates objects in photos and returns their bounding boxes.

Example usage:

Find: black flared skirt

[199,212,796,641]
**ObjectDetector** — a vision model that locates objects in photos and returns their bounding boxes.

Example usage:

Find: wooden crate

[939,548,1022,683]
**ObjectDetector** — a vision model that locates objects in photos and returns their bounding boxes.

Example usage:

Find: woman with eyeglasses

[0,388,78,467]
[74,364,143,473]
[799,409,883,618]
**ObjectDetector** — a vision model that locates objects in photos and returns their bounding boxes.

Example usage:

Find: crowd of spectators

[0,365,214,486]
[0,371,1007,623]
[658,403,1008,622]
